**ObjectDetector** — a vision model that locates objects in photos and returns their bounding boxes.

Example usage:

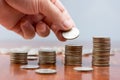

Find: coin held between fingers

[62,27,80,40]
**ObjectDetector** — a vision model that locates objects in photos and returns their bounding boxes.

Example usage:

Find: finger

[5,0,74,29]
[63,11,76,27]
[5,0,39,14]
[22,14,44,24]
[10,22,23,37]
[51,0,65,12]
[30,14,44,23]
[20,20,35,39]
[51,0,76,27]
[51,25,66,41]
[39,0,74,31]
[36,21,50,37]
[10,20,36,39]
[5,0,75,41]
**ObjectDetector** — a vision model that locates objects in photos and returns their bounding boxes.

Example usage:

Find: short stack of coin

[38,50,56,65]
[10,52,28,64]
[92,37,111,66]
[65,45,82,66]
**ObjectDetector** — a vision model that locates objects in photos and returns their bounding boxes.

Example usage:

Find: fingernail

[63,20,72,28]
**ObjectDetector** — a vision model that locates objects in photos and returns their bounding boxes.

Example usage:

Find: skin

[0,0,75,41]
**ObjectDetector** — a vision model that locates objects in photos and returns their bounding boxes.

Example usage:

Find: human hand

[3,0,75,41]
[0,0,48,39]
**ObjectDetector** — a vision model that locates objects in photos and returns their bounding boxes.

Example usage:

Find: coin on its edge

[35,69,56,74]
[62,27,80,40]
[73,67,93,71]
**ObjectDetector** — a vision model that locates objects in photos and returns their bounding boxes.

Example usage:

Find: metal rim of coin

[35,69,56,74]
[39,51,56,56]
[39,49,56,54]
[62,27,80,40]
[65,64,81,66]
[92,61,109,63]
[27,54,38,56]
[92,63,109,66]
[65,45,82,48]
[20,65,40,69]
[27,56,38,60]
[73,67,93,71]
[38,60,56,63]
[93,37,110,40]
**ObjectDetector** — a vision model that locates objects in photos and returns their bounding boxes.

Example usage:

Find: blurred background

[0,0,120,48]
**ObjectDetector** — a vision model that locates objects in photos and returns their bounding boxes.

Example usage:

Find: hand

[2,0,75,41]
[0,0,45,39]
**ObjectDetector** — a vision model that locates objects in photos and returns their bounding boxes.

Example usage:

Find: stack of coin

[92,37,111,66]
[65,45,82,66]
[10,52,28,64]
[38,50,56,65]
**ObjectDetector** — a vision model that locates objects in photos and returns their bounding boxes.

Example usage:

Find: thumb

[5,0,74,30]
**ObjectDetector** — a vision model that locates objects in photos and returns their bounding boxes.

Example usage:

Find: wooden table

[0,52,120,80]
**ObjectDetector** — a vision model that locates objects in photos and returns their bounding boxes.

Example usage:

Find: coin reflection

[64,66,82,80]
[10,64,27,75]
[92,66,109,80]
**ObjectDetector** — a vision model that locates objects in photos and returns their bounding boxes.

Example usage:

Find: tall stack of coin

[65,45,82,66]
[38,50,56,65]
[10,52,28,64]
[92,37,111,66]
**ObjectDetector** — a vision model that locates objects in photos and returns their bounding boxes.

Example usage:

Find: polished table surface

[0,52,120,80]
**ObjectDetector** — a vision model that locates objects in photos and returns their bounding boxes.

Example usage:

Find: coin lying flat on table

[73,67,93,71]
[62,27,80,40]
[35,69,56,74]
[20,65,39,69]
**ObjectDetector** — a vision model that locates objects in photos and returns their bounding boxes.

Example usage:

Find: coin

[62,27,80,40]
[20,65,39,69]
[38,50,56,56]
[93,63,110,67]
[10,52,28,64]
[93,60,109,64]
[73,67,93,71]
[38,57,56,61]
[92,37,111,67]
[38,61,56,64]
[10,61,27,64]
[65,52,82,56]
[38,49,56,65]
[65,44,82,66]
[65,61,82,65]
[93,37,110,41]
[65,56,82,61]
[35,69,56,74]
[93,53,110,57]
[27,56,38,60]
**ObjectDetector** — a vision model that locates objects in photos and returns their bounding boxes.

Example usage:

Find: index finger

[51,0,75,27]
[51,0,65,12]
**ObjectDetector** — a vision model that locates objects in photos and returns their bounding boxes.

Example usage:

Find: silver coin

[73,67,93,71]
[27,56,38,60]
[20,65,39,69]
[35,69,56,74]
[62,27,80,40]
